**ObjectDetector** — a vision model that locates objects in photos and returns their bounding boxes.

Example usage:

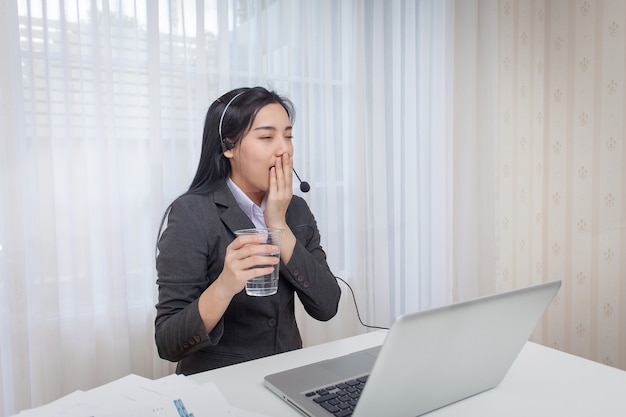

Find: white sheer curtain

[295,0,454,345]
[0,0,453,414]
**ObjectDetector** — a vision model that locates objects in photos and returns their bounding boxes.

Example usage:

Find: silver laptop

[264,280,561,417]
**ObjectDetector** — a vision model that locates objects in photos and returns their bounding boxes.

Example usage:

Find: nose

[275,135,293,156]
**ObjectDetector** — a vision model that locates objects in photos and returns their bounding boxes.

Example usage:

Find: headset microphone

[292,168,310,193]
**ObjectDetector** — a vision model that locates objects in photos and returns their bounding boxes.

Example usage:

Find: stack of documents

[12,374,265,417]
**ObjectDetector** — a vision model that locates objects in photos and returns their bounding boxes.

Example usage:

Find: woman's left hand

[264,153,297,264]
[264,153,292,229]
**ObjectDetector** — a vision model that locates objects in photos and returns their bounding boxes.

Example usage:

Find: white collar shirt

[226,177,267,229]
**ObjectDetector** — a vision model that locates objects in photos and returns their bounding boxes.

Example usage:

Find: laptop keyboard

[305,375,369,417]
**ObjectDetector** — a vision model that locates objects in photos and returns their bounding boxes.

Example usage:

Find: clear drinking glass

[233,228,284,296]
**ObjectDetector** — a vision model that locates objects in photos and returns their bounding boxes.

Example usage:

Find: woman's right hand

[217,234,280,298]
[197,233,279,333]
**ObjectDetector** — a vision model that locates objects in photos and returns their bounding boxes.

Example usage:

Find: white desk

[188,331,626,416]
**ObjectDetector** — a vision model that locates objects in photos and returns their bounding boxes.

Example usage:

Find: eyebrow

[253,125,293,132]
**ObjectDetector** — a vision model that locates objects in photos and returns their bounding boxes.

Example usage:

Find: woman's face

[225,103,293,201]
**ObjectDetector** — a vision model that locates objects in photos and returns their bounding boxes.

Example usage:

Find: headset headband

[218,90,247,147]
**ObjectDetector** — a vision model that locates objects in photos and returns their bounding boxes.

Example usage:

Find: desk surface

[188,331,626,416]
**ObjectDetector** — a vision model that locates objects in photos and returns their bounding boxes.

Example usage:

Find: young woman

[155,86,341,375]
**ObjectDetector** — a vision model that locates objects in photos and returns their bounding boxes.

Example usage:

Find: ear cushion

[221,140,235,151]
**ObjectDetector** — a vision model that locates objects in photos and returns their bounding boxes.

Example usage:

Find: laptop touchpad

[320,351,377,379]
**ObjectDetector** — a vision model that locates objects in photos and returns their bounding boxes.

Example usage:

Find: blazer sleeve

[154,195,227,362]
[283,197,341,321]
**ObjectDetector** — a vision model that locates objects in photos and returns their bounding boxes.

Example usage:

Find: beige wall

[456,0,626,370]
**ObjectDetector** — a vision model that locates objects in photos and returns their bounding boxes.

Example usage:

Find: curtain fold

[1,1,452,414]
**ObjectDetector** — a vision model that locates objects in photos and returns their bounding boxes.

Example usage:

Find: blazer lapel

[213,183,256,234]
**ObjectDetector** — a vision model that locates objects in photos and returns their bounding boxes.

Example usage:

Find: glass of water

[233,228,284,296]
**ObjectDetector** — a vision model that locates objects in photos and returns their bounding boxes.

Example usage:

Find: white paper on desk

[13,375,267,417]
[92,374,197,406]
[101,381,267,417]
[67,374,198,416]
[13,374,200,417]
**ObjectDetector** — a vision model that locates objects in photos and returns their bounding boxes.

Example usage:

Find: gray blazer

[155,182,341,375]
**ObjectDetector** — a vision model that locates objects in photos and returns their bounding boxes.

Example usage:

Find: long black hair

[188,86,295,195]
[156,86,295,251]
